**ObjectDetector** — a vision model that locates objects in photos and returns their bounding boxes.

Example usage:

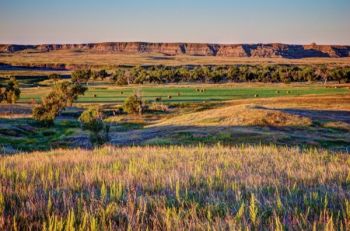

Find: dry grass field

[107,94,350,149]
[1,50,350,68]
[1,145,350,230]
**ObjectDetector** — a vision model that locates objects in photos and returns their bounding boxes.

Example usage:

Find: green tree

[112,69,127,85]
[315,65,329,84]
[91,69,109,80]
[79,107,109,146]
[344,68,350,83]
[55,82,87,106]
[0,77,21,104]
[177,67,190,82]
[32,81,87,126]
[48,73,61,83]
[71,69,91,84]
[227,66,240,82]
[279,68,292,83]
[329,68,346,84]
[123,94,144,115]
[32,91,64,126]
[300,66,315,82]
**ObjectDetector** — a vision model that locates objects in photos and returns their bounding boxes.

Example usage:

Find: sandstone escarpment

[0,42,349,58]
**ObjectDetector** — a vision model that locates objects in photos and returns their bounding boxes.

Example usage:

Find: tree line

[68,65,350,85]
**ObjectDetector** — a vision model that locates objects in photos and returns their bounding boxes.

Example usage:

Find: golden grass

[323,121,350,131]
[224,94,350,110]
[0,145,350,230]
[153,104,312,127]
[1,50,350,67]
[0,70,70,77]
[151,94,350,127]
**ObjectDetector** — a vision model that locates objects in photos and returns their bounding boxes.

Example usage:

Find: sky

[0,0,349,45]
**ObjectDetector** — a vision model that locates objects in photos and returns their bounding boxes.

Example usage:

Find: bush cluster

[79,107,109,146]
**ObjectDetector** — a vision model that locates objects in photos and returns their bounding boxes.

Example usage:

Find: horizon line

[1,41,350,46]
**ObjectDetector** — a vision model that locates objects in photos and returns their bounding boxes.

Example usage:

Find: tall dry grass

[0,145,349,230]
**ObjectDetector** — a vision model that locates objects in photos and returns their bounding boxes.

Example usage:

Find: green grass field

[2,83,348,153]
[18,84,349,104]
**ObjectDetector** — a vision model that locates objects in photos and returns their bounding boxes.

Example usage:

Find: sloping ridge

[0,42,349,58]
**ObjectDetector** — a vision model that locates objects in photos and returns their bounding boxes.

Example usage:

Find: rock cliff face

[1,42,349,58]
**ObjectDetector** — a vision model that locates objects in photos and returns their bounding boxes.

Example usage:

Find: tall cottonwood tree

[32,81,87,125]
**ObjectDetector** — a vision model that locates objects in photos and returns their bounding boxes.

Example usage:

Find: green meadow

[18,84,348,104]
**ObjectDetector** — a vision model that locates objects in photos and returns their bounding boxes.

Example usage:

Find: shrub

[79,107,109,146]
[79,107,104,132]
[0,77,21,104]
[123,95,144,115]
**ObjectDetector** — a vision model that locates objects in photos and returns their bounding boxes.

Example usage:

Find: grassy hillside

[1,94,350,152]
[0,145,349,230]
[107,94,350,149]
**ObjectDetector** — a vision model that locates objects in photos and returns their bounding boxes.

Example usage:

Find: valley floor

[0,83,350,230]
[1,92,349,153]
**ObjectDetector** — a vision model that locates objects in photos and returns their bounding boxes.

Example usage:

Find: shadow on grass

[252,106,350,123]
[0,117,82,153]
[1,106,350,154]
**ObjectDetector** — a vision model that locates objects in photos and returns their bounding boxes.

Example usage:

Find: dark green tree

[79,107,109,146]
[32,81,87,126]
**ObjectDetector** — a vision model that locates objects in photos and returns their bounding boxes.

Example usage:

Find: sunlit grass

[1,145,349,230]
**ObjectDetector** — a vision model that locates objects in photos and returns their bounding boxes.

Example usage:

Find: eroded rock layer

[1,42,349,58]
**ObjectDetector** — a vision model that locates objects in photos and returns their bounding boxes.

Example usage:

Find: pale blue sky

[0,0,349,44]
